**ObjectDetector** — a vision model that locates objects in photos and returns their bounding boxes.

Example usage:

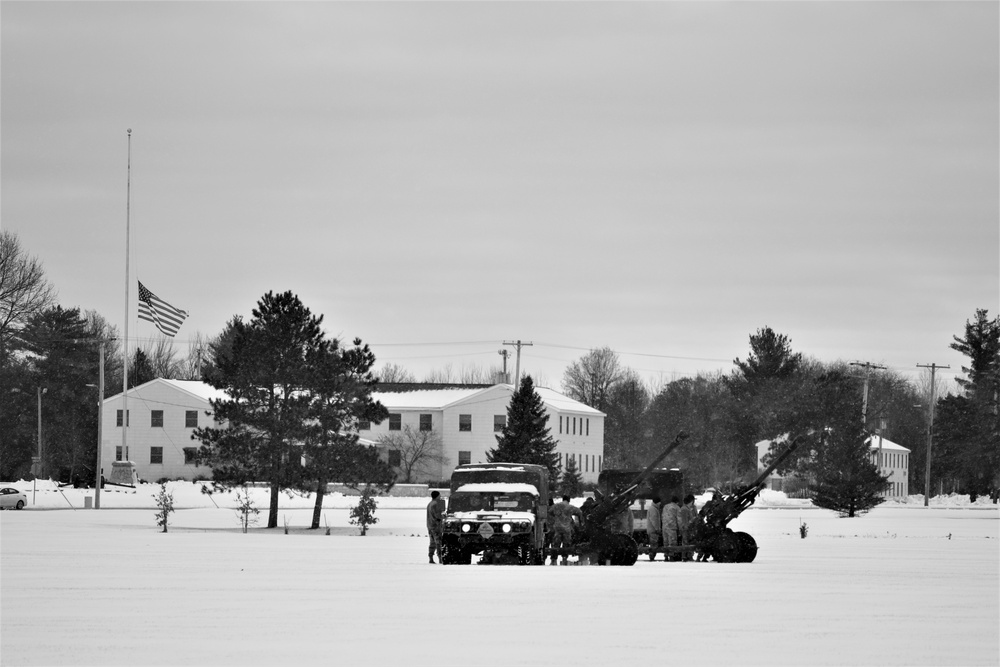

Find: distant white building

[365,383,605,483]
[100,380,605,484]
[100,379,225,483]
[756,435,910,499]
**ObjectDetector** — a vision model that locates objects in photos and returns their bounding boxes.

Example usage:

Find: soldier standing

[661,496,681,561]
[548,495,582,565]
[646,496,663,561]
[678,494,697,561]
[426,490,446,564]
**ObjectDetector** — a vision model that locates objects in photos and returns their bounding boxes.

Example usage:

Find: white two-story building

[756,435,910,498]
[99,380,605,485]
[365,383,606,483]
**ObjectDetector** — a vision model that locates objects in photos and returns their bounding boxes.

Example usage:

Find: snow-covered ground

[2,481,997,666]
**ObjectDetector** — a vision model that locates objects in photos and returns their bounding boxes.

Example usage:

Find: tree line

[2,229,996,506]
[559,319,998,503]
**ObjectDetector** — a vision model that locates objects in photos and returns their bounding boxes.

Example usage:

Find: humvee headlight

[461,524,471,533]
[502,523,512,533]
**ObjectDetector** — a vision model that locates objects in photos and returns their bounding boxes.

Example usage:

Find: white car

[0,487,27,510]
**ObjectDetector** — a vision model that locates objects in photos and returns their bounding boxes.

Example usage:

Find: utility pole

[95,342,104,509]
[497,348,510,384]
[917,363,949,507]
[502,340,533,388]
[850,361,886,427]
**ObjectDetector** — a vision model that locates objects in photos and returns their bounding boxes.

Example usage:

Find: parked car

[0,487,27,510]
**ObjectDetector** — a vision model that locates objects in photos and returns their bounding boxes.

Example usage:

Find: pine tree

[488,375,560,485]
[194,291,325,529]
[560,456,582,497]
[806,370,889,517]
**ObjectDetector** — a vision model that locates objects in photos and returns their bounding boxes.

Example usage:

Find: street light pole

[34,387,46,505]
[95,343,104,508]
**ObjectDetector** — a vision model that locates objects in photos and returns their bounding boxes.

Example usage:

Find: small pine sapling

[234,485,260,534]
[153,483,175,533]
[349,484,379,536]
[799,520,809,539]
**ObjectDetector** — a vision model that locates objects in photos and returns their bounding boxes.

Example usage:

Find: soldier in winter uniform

[678,494,697,561]
[548,495,583,564]
[426,490,446,564]
[661,496,681,561]
[646,496,663,561]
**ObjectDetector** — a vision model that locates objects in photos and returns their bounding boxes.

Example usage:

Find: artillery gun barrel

[586,431,689,527]
[618,430,690,495]
[752,437,801,488]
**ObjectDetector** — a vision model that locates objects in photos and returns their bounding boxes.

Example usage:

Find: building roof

[865,435,910,452]
[374,383,604,415]
[103,380,604,416]
[103,378,230,405]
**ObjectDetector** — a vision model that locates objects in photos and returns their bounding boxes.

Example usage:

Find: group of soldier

[645,494,699,561]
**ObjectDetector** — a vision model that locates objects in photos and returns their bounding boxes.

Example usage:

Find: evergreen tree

[805,370,889,517]
[18,306,101,484]
[934,309,999,501]
[194,291,325,528]
[128,348,156,388]
[560,456,582,497]
[301,336,394,529]
[488,375,560,485]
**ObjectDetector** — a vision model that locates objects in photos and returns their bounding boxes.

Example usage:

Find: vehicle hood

[448,511,536,523]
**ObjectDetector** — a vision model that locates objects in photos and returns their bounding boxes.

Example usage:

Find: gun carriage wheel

[733,531,758,563]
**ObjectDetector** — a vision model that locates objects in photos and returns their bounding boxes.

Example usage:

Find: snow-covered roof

[103,378,230,404]
[865,435,910,452]
[374,383,604,416]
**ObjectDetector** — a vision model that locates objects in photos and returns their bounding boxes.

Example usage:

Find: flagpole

[121,128,131,465]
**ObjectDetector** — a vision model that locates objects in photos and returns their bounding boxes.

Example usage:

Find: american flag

[138,280,188,337]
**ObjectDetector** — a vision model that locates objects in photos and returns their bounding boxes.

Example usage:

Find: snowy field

[1,481,997,667]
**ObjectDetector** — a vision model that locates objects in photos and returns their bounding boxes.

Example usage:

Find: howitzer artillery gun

[569,430,690,565]
[692,437,801,563]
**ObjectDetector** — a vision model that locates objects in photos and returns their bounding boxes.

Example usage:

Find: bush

[349,484,379,536]
[153,483,175,533]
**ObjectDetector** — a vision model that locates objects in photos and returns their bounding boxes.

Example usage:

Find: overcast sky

[2,1,997,389]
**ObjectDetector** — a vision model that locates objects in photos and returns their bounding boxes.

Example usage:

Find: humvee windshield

[448,491,537,513]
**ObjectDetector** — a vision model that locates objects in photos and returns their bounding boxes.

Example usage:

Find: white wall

[101,381,213,483]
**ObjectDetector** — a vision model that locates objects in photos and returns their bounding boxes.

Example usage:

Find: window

[116,410,130,427]
[494,415,505,432]
[389,414,401,431]
[388,450,401,467]
[358,419,370,431]
[458,450,471,465]
[419,414,432,432]
[150,447,163,465]
[116,446,123,462]
[183,448,197,465]
[459,414,472,432]
[151,410,164,428]
[185,410,198,428]
[586,419,589,436]
[572,418,576,435]
[559,416,563,434]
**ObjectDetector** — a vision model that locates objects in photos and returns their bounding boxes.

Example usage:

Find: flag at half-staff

[138,280,188,337]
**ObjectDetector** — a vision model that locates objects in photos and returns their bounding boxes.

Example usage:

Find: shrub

[349,484,379,536]
[153,483,175,533]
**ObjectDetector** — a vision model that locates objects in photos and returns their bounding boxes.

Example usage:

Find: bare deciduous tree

[561,346,624,411]
[377,426,447,483]
[377,362,416,383]
[0,231,55,359]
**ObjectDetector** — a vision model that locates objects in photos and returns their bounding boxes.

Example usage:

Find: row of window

[559,416,590,437]
[364,413,595,435]
[559,452,602,473]
[114,446,199,465]
[360,414,507,433]
[875,451,907,469]
[116,410,199,428]
[883,481,906,497]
